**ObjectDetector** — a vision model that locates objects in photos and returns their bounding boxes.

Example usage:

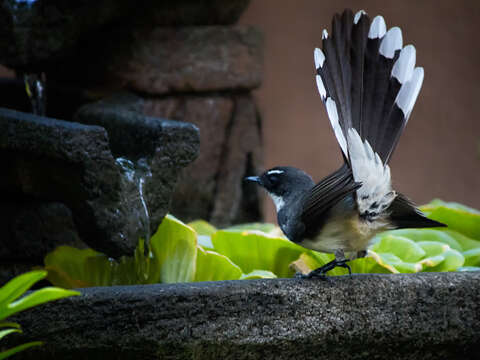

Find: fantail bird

[246,9,446,277]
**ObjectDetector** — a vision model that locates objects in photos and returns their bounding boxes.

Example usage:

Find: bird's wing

[314,9,424,219]
[301,164,361,238]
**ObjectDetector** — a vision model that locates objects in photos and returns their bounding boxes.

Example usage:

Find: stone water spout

[0,106,199,263]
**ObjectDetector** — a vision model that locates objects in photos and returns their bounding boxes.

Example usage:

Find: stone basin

[7,272,480,359]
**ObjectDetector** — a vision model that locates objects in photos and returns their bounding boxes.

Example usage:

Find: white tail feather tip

[314,48,325,69]
[316,75,327,100]
[391,44,416,84]
[368,15,387,39]
[326,98,348,156]
[395,67,424,120]
[354,10,367,24]
[379,27,403,58]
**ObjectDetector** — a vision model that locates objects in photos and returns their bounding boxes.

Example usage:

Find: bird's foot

[301,258,352,279]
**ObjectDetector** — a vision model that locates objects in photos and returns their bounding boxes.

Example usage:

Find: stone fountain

[0,0,263,280]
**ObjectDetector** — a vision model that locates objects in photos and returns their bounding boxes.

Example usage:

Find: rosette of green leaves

[44,200,480,287]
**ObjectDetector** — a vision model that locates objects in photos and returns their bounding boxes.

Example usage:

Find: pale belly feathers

[298,214,392,254]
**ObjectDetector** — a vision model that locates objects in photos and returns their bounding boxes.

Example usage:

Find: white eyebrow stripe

[267,170,284,175]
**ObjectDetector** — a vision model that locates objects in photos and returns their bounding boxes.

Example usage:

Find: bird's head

[245,167,314,212]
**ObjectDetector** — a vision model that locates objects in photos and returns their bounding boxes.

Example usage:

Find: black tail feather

[350,13,369,134]
[389,193,447,229]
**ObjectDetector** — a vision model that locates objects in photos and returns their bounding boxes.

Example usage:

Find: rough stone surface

[0,201,85,263]
[7,273,480,359]
[123,26,263,95]
[209,95,263,226]
[0,0,250,71]
[73,93,200,234]
[47,26,263,95]
[0,107,128,256]
[0,107,197,258]
[0,263,33,286]
[143,94,263,225]
[0,201,85,285]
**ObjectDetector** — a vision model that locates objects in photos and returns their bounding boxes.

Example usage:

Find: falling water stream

[24,73,46,116]
[116,157,153,252]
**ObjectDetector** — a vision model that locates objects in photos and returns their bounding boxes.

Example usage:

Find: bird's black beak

[245,176,262,185]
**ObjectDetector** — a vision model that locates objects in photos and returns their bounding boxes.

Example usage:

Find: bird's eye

[268,175,279,184]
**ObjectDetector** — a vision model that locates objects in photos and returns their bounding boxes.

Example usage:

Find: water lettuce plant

[43,199,480,288]
[0,271,79,359]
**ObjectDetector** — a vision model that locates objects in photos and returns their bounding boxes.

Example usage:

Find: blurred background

[240,0,480,221]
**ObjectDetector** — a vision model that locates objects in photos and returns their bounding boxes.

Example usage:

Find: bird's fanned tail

[314,9,441,229]
[315,9,422,164]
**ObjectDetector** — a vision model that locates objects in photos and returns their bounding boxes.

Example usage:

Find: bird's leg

[355,250,367,259]
[301,249,351,279]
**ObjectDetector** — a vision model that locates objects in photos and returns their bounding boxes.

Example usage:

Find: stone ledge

[8,272,480,359]
[47,26,263,95]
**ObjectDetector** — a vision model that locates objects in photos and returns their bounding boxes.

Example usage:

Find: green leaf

[385,229,462,251]
[433,249,465,272]
[0,270,79,322]
[211,230,305,278]
[194,247,242,281]
[0,341,43,360]
[463,248,480,267]
[368,252,422,273]
[0,328,21,341]
[417,241,465,272]
[0,270,77,360]
[370,235,426,262]
[366,235,434,273]
[223,223,278,234]
[423,199,480,214]
[417,241,450,257]
[441,230,480,251]
[240,270,277,279]
[150,215,197,283]
[2,287,80,320]
[188,220,217,236]
[44,247,104,288]
[0,271,47,308]
[45,239,160,288]
[0,322,20,329]
[351,254,388,274]
[45,215,198,286]
[420,200,480,240]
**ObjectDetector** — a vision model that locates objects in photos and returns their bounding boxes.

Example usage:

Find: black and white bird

[246,9,445,277]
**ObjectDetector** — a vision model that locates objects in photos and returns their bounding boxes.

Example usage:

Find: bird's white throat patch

[269,193,285,212]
